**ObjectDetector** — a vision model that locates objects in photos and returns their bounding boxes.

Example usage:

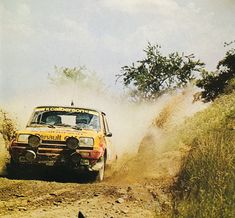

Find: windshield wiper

[53,123,82,130]
[29,122,55,128]
[54,123,71,127]
[30,122,82,130]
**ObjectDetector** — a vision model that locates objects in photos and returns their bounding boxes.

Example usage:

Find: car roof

[34,106,106,115]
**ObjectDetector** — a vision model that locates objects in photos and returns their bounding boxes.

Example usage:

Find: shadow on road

[2,164,97,184]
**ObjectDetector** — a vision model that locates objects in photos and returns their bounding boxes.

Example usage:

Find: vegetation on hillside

[196,46,235,102]
[171,93,235,217]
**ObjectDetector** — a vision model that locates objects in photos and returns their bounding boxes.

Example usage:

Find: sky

[0,0,235,102]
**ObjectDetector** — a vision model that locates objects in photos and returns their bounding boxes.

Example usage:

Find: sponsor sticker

[35,107,99,115]
[41,134,62,141]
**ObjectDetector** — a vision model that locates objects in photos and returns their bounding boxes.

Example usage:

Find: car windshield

[28,109,100,131]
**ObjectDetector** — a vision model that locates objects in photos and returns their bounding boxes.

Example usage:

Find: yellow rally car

[9,106,114,181]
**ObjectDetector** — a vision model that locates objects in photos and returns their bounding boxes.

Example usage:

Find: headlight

[79,137,94,147]
[28,135,41,148]
[66,137,79,149]
[17,134,30,142]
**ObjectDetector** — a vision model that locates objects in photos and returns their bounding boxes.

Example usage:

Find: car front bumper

[9,140,104,171]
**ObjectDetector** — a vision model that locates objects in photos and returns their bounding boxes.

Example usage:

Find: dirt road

[0,148,181,218]
[0,167,173,218]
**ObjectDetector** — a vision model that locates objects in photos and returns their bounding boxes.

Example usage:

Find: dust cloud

[107,87,208,183]
[1,83,207,180]
[1,84,169,156]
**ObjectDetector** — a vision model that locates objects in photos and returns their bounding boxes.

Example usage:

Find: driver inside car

[45,115,62,125]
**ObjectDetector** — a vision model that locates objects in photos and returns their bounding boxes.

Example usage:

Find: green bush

[172,93,235,218]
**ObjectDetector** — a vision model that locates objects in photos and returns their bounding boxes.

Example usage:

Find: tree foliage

[196,47,235,102]
[117,43,204,101]
[49,66,87,85]
[48,66,105,91]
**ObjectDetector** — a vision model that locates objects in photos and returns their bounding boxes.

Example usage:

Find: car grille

[37,141,67,156]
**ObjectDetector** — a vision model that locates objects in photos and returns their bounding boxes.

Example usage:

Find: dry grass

[171,93,235,217]
[0,109,16,143]
[0,109,16,175]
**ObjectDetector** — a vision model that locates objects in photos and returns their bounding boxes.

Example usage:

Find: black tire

[6,158,20,179]
[6,158,32,179]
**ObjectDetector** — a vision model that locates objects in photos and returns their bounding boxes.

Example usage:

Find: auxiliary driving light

[66,137,79,149]
[28,135,40,148]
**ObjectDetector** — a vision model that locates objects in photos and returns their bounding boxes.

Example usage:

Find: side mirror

[106,132,112,137]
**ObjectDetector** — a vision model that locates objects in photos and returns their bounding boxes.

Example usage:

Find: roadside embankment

[172,93,235,217]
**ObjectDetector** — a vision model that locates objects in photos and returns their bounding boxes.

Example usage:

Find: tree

[48,66,106,92]
[48,66,87,85]
[196,46,235,102]
[117,43,204,101]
